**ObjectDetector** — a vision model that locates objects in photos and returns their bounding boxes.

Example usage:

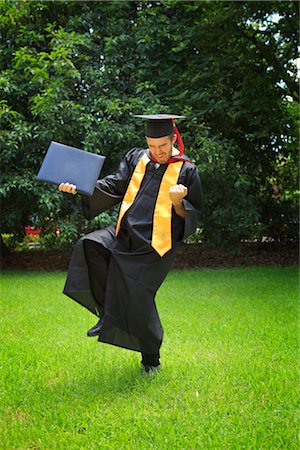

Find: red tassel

[172,118,184,155]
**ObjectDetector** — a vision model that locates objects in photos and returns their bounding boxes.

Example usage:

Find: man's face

[146,135,177,164]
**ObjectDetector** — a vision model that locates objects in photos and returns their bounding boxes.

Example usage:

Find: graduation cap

[134,114,186,155]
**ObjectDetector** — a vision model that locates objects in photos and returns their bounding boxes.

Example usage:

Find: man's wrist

[172,201,186,219]
[172,200,183,208]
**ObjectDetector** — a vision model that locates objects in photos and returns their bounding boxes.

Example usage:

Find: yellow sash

[152,161,183,256]
[115,153,151,235]
[116,153,183,257]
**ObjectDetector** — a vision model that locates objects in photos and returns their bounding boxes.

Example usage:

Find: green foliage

[40,222,78,251]
[0,1,298,252]
[194,125,262,251]
[1,233,14,249]
[134,1,299,250]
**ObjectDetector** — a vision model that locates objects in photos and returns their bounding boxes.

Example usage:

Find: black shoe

[142,364,161,375]
[87,317,104,337]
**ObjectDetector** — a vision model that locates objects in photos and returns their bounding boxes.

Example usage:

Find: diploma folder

[36,141,105,196]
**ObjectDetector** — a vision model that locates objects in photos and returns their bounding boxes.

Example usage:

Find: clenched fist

[58,182,77,195]
[169,184,188,206]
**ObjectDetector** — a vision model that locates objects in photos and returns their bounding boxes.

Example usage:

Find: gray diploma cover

[36,141,105,196]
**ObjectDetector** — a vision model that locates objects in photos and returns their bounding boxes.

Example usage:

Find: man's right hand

[58,182,77,195]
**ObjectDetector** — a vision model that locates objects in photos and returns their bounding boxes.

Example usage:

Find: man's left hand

[169,184,188,207]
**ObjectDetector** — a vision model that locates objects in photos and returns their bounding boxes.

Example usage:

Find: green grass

[0,267,299,449]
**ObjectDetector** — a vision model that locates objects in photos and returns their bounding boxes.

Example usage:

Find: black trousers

[83,239,160,367]
[83,239,110,316]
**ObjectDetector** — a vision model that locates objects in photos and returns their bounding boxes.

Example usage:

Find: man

[59,114,203,374]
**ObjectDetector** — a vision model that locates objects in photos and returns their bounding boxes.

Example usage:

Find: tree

[0,1,162,247]
[1,1,298,252]
[133,0,299,247]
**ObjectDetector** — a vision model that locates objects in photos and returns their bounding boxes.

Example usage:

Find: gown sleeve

[181,165,204,241]
[81,148,138,220]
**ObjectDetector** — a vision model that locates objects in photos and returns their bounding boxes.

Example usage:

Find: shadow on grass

[36,353,167,408]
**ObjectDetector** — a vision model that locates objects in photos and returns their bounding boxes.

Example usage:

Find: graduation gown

[63,147,203,354]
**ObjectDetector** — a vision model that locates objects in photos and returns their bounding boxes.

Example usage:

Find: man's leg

[141,351,160,373]
[83,239,111,335]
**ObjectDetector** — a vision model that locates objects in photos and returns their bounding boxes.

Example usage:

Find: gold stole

[116,153,183,257]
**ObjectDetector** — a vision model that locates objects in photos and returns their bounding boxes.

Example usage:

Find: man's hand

[169,184,188,206]
[58,182,77,195]
[169,184,188,218]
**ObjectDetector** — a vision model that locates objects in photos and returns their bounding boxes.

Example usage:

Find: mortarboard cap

[36,141,105,196]
[134,114,185,138]
[134,114,186,155]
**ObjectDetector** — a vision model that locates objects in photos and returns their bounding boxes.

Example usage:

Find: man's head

[146,133,177,164]
[134,114,185,163]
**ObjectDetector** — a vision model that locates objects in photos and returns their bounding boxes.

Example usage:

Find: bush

[192,126,262,253]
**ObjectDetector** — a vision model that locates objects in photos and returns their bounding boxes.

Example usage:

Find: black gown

[63,147,203,354]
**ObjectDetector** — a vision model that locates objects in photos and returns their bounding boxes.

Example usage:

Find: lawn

[0,267,298,449]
